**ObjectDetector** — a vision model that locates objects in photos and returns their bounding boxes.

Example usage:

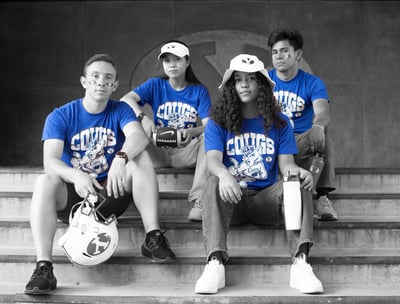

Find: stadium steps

[0,167,400,303]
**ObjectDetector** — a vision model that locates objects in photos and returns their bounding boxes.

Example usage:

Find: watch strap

[137,112,146,123]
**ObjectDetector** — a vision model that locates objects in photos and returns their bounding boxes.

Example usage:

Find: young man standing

[268,29,338,221]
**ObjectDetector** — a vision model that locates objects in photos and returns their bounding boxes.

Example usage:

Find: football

[152,127,185,148]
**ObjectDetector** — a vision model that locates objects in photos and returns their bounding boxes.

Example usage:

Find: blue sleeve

[204,119,226,152]
[42,108,68,142]
[117,101,137,130]
[309,75,330,103]
[133,78,156,107]
[278,115,298,155]
[197,86,212,119]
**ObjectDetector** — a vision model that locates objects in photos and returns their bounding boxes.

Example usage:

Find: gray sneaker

[314,196,338,221]
[188,199,202,222]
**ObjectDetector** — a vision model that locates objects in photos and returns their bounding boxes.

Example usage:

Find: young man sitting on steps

[25,53,175,295]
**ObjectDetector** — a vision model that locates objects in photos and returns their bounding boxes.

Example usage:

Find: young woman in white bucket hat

[195,54,323,295]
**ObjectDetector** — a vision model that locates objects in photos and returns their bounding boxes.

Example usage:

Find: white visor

[158,42,190,60]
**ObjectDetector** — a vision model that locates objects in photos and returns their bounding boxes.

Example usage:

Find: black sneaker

[141,230,175,263]
[24,261,57,295]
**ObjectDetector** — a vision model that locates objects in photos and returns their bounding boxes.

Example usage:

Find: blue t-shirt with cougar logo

[42,98,136,180]
[205,114,297,190]
[268,69,329,134]
[134,77,211,130]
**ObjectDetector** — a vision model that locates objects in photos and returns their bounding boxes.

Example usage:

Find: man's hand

[308,125,325,153]
[218,171,243,204]
[73,171,103,199]
[107,157,127,198]
[141,115,156,139]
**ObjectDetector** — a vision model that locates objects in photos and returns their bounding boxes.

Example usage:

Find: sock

[208,251,224,265]
[295,243,309,261]
[37,260,52,268]
[145,229,160,243]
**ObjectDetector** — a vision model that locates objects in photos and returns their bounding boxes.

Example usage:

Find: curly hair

[211,72,287,134]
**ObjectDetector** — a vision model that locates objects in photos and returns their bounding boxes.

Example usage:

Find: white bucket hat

[158,42,190,60]
[218,54,275,91]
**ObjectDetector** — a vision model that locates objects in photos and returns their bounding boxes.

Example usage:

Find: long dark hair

[159,40,202,85]
[211,72,286,134]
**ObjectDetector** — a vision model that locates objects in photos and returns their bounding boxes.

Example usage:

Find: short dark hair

[267,29,304,51]
[83,53,118,80]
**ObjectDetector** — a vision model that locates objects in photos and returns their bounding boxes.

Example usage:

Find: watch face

[116,152,128,163]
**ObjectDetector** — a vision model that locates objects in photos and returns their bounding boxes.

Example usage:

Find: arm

[313,98,330,128]
[43,139,102,198]
[278,154,313,191]
[309,98,330,152]
[106,121,150,198]
[120,91,154,138]
[120,91,143,116]
[207,150,242,204]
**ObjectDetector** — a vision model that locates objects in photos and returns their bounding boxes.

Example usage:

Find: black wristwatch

[115,151,128,164]
[137,112,146,123]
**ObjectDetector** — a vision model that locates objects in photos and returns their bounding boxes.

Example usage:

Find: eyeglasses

[87,80,115,87]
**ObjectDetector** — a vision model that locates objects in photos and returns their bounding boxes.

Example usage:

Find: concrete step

[2,191,400,219]
[335,168,400,193]
[1,248,400,286]
[0,191,192,219]
[2,283,400,304]
[2,217,400,250]
[0,167,194,193]
[2,167,400,193]
[1,166,399,302]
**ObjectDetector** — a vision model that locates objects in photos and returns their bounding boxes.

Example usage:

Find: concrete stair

[1,167,400,303]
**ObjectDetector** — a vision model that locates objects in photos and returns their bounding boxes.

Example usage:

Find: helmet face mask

[58,193,119,267]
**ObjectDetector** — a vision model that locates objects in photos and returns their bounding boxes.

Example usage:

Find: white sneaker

[194,258,225,294]
[314,195,338,221]
[188,199,203,222]
[290,253,323,294]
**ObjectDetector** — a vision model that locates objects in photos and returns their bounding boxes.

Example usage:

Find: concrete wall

[1,1,399,168]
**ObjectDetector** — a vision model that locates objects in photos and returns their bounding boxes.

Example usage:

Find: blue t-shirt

[134,77,211,129]
[42,98,136,181]
[268,69,329,134]
[204,115,297,190]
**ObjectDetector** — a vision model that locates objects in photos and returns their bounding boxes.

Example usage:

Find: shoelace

[193,200,203,208]
[146,229,170,250]
[318,197,332,208]
[31,265,53,281]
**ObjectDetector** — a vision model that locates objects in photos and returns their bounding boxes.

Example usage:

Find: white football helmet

[58,192,119,267]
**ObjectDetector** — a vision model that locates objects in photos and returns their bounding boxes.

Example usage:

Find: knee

[128,150,154,171]
[34,173,63,190]
[203,175,219,191]
[300,188,313,206]
[32,174,65,209]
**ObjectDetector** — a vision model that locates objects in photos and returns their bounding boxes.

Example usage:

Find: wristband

[137,112,146,123]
